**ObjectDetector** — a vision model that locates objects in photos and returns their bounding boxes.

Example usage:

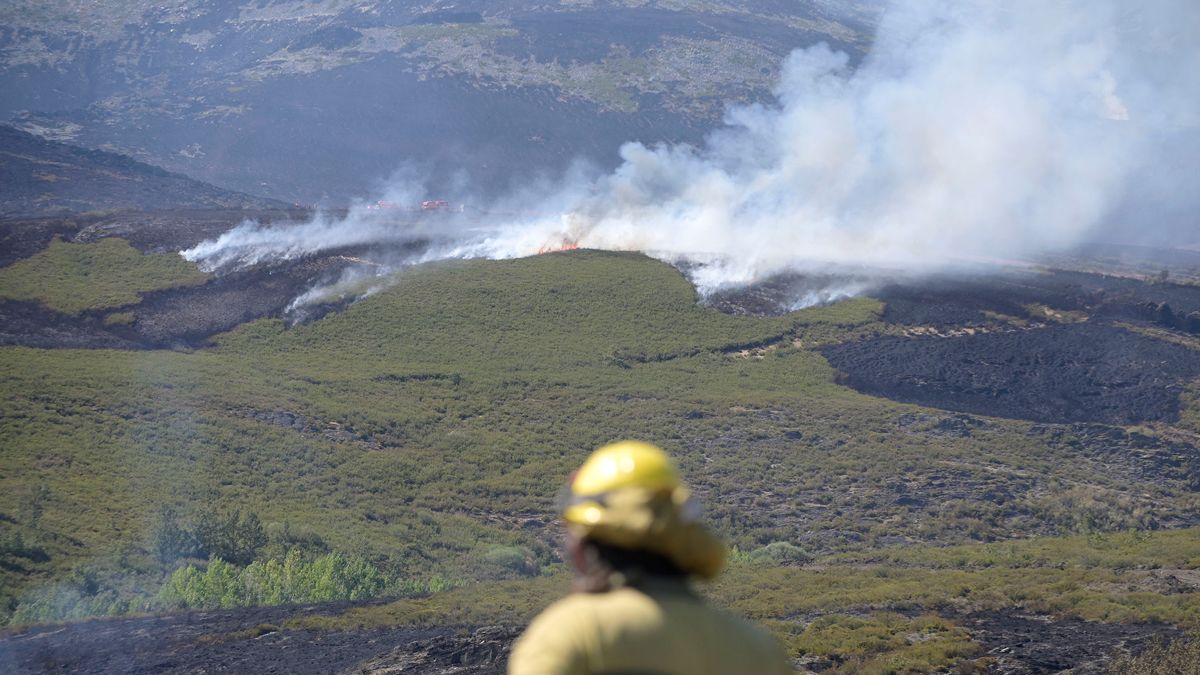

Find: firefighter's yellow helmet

[561,440,726,579]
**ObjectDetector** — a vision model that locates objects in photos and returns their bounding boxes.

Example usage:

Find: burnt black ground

[820,323,1200,425]
[0,210,312,265]
[0,602,449,675]
[1,4,867,204]
[0,257,359,350]
[874,270,1200,334]
[703,265,1200,427]
[958,609,1182,675]
[346,625,517,674]
[0,218,83,268]
[706,268,1200,334]
[0,211,449,349]
[0,300,140,350]
[68,209,314,255]
[2,217,1199,672]
[698,409,1200,551]
[0,604,1182,675]
[119,255,356,348]
[1030,423,1200,490]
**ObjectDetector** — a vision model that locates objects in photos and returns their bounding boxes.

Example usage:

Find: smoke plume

[183,0,1200,302]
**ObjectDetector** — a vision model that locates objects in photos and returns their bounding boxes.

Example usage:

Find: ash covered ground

[0,600,1184,674]
[0,600,511,674]
[0,210,422,349]
[707,265,1200,427]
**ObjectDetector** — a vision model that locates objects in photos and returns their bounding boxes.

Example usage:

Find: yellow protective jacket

[507,577,793,675]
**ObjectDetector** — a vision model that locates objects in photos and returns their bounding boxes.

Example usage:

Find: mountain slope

[1,246,1198,672]
[0,1,877,202]
[0,125,289,216]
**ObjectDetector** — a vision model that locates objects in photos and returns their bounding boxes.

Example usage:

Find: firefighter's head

[559,440,725,582]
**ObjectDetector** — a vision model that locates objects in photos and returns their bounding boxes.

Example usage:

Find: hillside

[0,125,289,216]
[1,221,1199,672]
[0,1,876,202]
[2,1,1198,671]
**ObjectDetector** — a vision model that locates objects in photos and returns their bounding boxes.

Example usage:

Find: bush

[264,521,329,559]
[1029,488,1156,535]
[152,505,198,563]
[792,613,980,673]
[0,529,47,562]
[9,585,131,625]
[152,507,266,565]
[195,510,267,566]
[8,563,139,625]
[157,558,243,610]
[153,550,449,611]
[1106,634,1200,674]
[103,311,136,327]
[747,541,812,564]
[480,545,536,576]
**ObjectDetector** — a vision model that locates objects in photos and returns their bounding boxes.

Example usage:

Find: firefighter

[508,440,793,675]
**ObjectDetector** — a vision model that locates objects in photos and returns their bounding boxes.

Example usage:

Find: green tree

[152,505,200,563]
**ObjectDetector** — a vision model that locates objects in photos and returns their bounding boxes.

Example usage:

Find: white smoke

[183,0,1200,300]
[284,264,387,315]
[787,281,878,313]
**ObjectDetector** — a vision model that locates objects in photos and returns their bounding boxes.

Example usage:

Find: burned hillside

[0,604,1184,675]
[0,211,431,349]
[3,221,1200,673]
[703,264,1200,426]
[821,323,1200,426]
[706,265,1200,335]
[3,0,1199,670]
[873,269,1200,335]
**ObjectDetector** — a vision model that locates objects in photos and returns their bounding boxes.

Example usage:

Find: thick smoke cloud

[184,0,1200,299]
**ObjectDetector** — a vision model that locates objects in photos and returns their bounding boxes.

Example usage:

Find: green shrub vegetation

[7,546,455,624]
[2,248,1199,671]
[1106,633,1200,674]
[737,541,812,564]
[789,613,981,674]
[285,526,1200,670]
[8,581,134,625]
[152,506,267,565]
[0,236,206,314]
[154,550,453,611]
[103,311,136,327]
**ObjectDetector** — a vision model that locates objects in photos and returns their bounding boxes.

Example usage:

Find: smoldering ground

[182,0,1200,310]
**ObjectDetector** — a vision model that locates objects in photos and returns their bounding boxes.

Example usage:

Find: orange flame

[536,238,580,255]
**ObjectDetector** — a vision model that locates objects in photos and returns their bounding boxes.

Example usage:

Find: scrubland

[2,242,1198,670]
